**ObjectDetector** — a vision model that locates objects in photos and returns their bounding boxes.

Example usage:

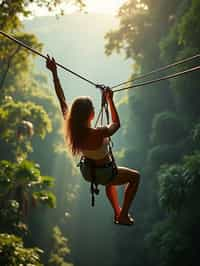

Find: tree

[0,160,56,223]
[0,0,83,265]
[0,0,85,31]
[104,1,200,266]
[0,99,52,161]
[146,152,200,266]
[150,111,185,146]
[0,233,43,266]
[48,226,73,266]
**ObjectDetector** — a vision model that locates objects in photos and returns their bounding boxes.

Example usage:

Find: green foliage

[105,1,200,266]
[158,152,200,212]
[178,0,200,50]
[147,144,180,171]
[0,200,27,235]
[0,33,43,97]
[105,0,150,61]
[159,25,180,63]
[151,111,185,145]
[105,0,181,65]
[158,164,185,212]
[20,73,58,120]
[15,160,41,183]
[33,191,56,208]
[0,0,85,31]
[170,70,200,121]
[0,233,43,266]
[0,32,42,64]
[0,99,52,160]
[0,1,81,265]
[0,160,56,220]
[145,219,191,266]
[192,121,200,146]
[0,100,52,139]
[48,226,73,266]
[32,0,85,13]
[147,152,200,266]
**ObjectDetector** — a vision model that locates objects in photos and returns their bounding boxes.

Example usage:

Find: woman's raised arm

[46,55,68,119]
[97,88,121,137]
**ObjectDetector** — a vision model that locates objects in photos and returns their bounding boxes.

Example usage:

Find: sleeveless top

[81,137,109,160]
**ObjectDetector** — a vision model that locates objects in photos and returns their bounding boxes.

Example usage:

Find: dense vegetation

[0,0,82,265]
[105,0,200,265]
[0,0,199,265]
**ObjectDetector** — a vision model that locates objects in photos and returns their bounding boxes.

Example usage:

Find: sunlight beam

[27,0,127,17]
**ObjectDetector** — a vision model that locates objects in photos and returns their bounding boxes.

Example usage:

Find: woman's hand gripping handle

[103,87,120,136]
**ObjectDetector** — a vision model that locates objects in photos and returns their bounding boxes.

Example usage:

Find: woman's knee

[129,169,140,185]
[109,167,140,186]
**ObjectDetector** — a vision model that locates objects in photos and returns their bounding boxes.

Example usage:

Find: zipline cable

[111,54,200,89]
[0,30,97,87]
[1,31,199,95]
[113,65,200,93]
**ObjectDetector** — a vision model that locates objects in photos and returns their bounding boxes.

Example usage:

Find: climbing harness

[78,85,118,207]
[78,156,100,207]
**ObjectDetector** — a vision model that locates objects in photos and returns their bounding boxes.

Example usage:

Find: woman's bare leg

[107,166,140,224]
[120,177,139,219]
[105,185,121,218]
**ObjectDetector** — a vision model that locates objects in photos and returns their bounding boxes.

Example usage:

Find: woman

[46,56,140,225]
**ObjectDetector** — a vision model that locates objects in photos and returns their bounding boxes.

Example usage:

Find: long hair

[65,96,94,156]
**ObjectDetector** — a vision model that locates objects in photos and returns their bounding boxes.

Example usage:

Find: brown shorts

[79,158,117,185]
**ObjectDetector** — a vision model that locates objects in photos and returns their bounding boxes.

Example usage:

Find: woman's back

[82,133,109,160]
[81,127,106,149]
